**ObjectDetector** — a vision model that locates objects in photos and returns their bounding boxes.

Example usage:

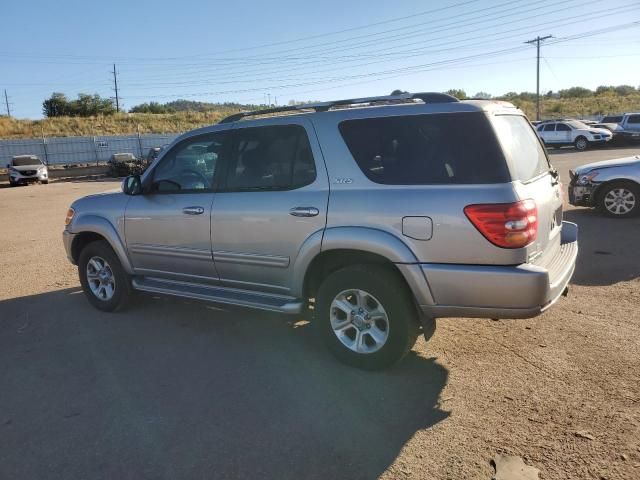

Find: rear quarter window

[338,112,510,185]
[491,115,550,182]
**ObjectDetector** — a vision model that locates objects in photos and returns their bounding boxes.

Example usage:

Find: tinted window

[542,124,555,132]
[491,115,550,181]
[627,115,640,124]
[152,132,227,192]
[224,125,316,191]
[556,123,571,131]
[602,116,622,123]
[338,112,509,185]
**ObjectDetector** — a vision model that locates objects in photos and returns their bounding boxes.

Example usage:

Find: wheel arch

[592,178,640,206]
[70,215,134,274]
[293,226,434,306]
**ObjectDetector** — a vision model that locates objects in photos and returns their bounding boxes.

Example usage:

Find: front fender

[69,214,134,274]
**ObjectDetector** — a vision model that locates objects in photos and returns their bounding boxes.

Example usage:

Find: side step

[131,277,304,314]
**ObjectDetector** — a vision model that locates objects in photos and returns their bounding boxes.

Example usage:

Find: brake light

[464,199,537,249]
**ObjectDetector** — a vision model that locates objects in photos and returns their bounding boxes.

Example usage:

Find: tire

[597,181,640,218]
[574,136,588,151]
[314,264,420,370]
[78,240,131,312]
[41,180,49,184]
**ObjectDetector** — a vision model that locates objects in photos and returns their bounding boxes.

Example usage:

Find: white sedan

[536,120,612,151]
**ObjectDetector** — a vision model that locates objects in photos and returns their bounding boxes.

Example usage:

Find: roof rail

[219,92,459,124]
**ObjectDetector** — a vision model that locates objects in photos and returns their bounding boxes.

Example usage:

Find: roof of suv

[218,92,519,125]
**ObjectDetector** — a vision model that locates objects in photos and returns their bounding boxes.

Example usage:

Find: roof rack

[219,92,459,124]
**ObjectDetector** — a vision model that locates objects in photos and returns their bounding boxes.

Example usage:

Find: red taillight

[464,199,538,249]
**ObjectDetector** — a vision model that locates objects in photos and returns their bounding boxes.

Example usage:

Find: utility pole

[525,35,552,121]
[112,63,120,113]
[4,89,10,117]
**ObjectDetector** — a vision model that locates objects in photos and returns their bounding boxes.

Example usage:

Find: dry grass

[2,95,640,139]
[0,110,237,139]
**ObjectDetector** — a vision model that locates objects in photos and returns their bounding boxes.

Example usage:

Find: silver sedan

[569,155,640,217]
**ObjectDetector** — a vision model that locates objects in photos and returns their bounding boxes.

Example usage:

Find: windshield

[491,115,550,181]
[566,120,590,129]
[12,157,42,166]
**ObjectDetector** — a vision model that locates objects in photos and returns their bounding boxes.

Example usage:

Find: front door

[211,119,329,294]
[125,130,230,283]
[555,123,572,144]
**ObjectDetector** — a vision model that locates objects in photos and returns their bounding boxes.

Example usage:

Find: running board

[131,277,303,314]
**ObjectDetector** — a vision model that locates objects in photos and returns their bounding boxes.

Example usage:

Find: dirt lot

[0,147,639,480]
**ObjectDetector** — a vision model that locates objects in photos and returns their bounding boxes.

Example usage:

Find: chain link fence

[0,133,181,167]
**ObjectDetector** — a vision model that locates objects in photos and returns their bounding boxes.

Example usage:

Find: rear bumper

[418,221,578,319]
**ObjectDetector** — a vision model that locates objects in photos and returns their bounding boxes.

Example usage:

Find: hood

[589,128,612,135]
[575,155,640,175]
[598,123,623,131]
[12,164,46,171]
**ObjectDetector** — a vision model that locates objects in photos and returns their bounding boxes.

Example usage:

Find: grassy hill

[2,92,640,139]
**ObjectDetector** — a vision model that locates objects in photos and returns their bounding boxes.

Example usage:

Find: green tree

[558,87,592,98]
[445,89,467,100]
[42,92,71,117]
[614,85,636,96]
[473,91,492,99]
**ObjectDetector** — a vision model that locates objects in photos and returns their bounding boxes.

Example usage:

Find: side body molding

[290,226,435,305]
[70,214,134,274]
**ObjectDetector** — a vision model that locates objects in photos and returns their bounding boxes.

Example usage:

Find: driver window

[152,132,227,192]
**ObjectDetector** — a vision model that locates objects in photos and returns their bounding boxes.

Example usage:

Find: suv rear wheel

[314,265,419,370]
[78,240,131,312]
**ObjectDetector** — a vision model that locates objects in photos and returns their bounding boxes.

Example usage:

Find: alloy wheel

[86,256,116,301]
[604,188,636,215]
[329,289,390,354]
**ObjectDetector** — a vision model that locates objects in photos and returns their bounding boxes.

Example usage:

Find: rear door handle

[289,207,320,217]
[183,206,205,215]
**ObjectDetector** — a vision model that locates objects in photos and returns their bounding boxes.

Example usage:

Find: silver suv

[63,93,578,369]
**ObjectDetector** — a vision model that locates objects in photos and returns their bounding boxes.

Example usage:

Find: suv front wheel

[314,265,419,370]
[78,240,131,312]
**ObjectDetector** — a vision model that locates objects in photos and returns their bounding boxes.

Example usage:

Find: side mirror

[122,175,143,195]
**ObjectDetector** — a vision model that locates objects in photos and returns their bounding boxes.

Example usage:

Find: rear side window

[542,124,555,132]
[491,115,550,182]
[338,112,509,185]
[224,125,316,191]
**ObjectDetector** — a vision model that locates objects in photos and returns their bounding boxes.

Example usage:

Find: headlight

[577,172,598,185]
[64,208,75,226]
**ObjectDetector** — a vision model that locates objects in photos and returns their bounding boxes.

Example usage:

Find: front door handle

[289,207,320,217]
[183,206,205,215]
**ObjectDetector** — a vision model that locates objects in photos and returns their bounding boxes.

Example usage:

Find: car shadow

[564,208,640,286]
[0,288,449,480]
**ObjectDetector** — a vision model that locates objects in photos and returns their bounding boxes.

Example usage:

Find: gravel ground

[0,147,639,479]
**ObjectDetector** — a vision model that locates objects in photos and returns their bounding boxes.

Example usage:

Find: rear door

[491,115,563,262]
[210,118,329,295]
[541,123,557,143]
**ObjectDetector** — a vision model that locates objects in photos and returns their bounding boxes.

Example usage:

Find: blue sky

[1,0,639,119]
